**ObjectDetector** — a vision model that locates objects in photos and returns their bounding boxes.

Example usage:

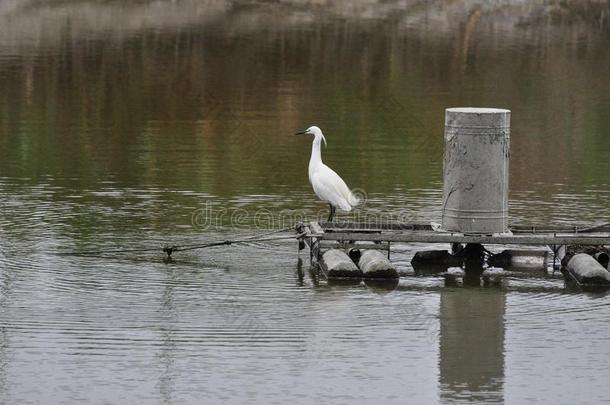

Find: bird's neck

[309,135,323,170]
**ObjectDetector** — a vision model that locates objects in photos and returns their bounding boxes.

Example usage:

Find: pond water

[1,1,610,403]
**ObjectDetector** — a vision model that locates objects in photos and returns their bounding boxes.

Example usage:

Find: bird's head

[295,125,327,147]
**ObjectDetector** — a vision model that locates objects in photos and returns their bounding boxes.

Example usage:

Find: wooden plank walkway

[298,221,610,246]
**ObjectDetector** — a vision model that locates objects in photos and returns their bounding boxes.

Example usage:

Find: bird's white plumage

[309,165,357,211]
[301,126,359,213]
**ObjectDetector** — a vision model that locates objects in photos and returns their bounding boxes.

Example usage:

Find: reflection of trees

[0,0,608,202]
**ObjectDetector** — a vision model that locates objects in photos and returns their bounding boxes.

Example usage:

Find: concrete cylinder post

[442,107,510,234]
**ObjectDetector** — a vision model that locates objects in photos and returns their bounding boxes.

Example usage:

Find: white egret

[295,126,359,222]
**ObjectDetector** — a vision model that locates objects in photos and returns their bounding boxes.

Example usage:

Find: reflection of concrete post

[439,288,506,402]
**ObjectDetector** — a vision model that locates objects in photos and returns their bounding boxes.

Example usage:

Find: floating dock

[299,221,610,246]
[296,221,610,281]
[295,108,610,286]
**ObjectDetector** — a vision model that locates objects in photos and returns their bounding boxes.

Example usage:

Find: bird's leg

[327,204,335,222]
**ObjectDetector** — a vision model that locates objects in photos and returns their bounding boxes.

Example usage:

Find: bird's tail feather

[337,200,353,212]
[347,191,360,207]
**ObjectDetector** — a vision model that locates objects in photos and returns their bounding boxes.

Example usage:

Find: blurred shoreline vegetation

[0,0,608,196]
[0,0,607,41]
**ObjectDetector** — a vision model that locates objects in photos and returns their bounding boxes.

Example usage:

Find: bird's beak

[295,130,307,135]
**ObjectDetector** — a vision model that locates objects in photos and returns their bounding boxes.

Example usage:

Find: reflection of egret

[295,126,359,222]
